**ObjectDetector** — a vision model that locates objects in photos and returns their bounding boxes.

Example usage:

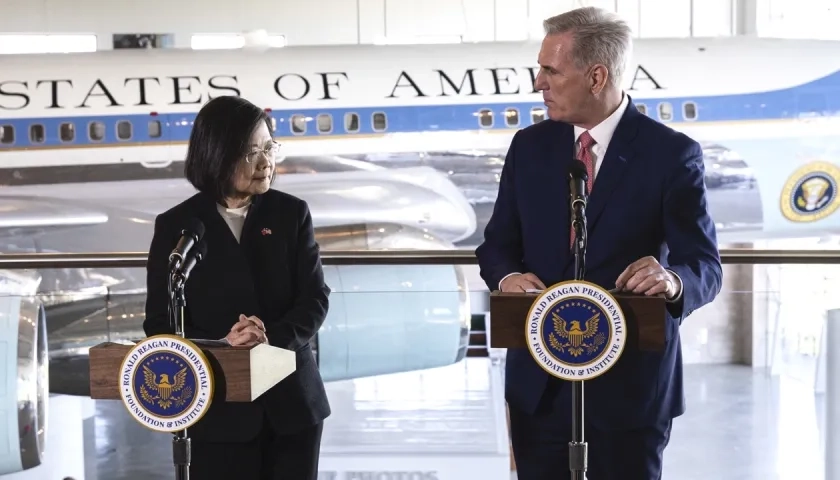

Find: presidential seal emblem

[780,161,840,222]
[119,334,214,433]
[526,280,626,382]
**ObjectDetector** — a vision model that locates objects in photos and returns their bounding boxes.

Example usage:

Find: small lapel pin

[261,228,272,236]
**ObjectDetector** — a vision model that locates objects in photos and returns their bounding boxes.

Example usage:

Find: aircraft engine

[0,282,48,475]
[314,223,471,381]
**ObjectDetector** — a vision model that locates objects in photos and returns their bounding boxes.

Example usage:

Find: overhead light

[191,33,286,50]
[373,35,462,45]
[191,34,243,50]
[242,30,286,48]
[0,34,97,54]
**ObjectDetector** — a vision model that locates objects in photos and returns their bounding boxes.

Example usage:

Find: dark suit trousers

[189,413,324,480]
[508,380,673,480]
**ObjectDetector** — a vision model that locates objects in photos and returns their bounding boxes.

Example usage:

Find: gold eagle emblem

[139,363,193,410]
[549,310,607,357]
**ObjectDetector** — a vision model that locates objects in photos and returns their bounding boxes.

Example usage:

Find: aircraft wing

[0,196,109,239]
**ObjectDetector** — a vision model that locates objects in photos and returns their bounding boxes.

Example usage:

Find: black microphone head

[181,217,206,241]
[569,160,589,181]
[194,239,208,261]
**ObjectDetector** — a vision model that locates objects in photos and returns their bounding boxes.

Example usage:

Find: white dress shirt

[497,93,682,301]
[572,92,629,181]
[216,203,250,243]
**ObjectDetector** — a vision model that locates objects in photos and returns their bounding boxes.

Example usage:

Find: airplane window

[59,123,75,142]
[658,102,673,122]
[268,116,277,132]
[316,114,332,134]
[117,120,132,140]
[683,102,697,120]
[504,108,520,127]
[478,108,493,128]
[372,112,387,132]
[344,113,360,133]
[89,121,105,141]
[29,124,45,144]
[636,104,647,116]
[148,120,162,138]
[530,107,545,124]
[290,114,306,134]
[0,125,12,144]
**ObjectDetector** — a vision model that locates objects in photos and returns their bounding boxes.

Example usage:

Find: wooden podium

[488,291,667,352]
[489,289,668,474]
[88,341,296,402]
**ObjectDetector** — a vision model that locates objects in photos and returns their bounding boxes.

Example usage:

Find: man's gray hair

[543,7,632,87]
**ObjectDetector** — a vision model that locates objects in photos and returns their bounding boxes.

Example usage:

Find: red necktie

[570,131,596,247]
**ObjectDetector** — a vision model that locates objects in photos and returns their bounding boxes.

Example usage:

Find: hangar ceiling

[0,0,837,54]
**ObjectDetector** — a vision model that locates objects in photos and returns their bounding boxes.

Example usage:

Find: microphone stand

[168,262,191,480]
[570,195,588,480]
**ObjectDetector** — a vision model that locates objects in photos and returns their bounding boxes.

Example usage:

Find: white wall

[0,0,739,49]
[757,0,840,40]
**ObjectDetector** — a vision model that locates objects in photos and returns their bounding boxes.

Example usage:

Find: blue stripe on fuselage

[1,69,840,149]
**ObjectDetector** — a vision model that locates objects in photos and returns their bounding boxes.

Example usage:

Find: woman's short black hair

[184,95,273,205]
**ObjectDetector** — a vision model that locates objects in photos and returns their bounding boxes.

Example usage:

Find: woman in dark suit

[143,95,331,479]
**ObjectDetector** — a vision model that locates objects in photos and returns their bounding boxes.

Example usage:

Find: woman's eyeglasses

[245,141,280,164]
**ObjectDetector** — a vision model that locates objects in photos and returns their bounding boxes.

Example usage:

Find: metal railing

[1,248,839,269]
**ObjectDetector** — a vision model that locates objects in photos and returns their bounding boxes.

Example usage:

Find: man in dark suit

[475,6,722,480]
[143,95,330,479]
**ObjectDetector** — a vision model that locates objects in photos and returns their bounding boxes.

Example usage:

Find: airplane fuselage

[1,37,840,243]
[1,38,839,162]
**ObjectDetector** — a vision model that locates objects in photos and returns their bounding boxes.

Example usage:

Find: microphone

[569,160,589,249]
[169,239,207,337]
[168,218,205,271]
[175,240,207,286]
[568,159,589,211]
[568,161,589,281]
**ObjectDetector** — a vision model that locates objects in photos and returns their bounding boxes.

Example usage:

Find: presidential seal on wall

[526,280,626,382]
[780,161,840,223]
[119,334,214,433]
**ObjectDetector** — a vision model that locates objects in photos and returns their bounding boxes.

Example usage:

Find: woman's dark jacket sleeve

[266,200,330,351]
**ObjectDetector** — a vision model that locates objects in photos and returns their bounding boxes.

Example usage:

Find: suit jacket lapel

[189,192,239,249]
[190,191,266,249]
[239,193,264,250]
[188,190,262,313]
[584,100,640,235]
[547,122,575,246]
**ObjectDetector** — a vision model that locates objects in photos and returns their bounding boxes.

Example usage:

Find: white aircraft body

[1,37,839,242]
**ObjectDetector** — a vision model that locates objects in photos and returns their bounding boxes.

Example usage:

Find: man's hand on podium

[615,256,680,300]
[224,314,268,347]
[500,273,546,293]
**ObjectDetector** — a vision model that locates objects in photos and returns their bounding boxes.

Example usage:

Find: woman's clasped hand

[225,314,267,346]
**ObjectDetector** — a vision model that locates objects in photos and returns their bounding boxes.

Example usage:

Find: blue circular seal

[119,335,214,432]
[780,161,840,222]
[526,280,626,381]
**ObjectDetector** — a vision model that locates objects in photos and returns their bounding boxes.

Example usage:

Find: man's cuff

[499,272,521,290]
[665,268,683,303]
